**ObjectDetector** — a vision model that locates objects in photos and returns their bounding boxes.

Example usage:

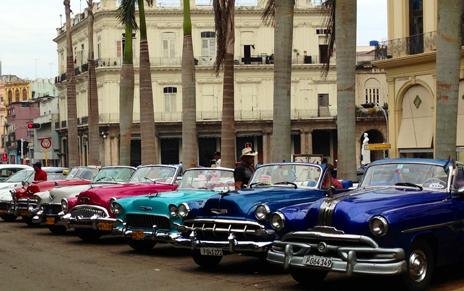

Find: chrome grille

[0,202,11,211]
[125,214,170,230]
[70,206,107,218]
[185,219,266,241]
[16,199,38,209]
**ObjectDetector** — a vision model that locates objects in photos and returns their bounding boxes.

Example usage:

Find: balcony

[375,31,437,60]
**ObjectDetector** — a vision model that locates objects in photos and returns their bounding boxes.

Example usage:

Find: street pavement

[0,220,464,291]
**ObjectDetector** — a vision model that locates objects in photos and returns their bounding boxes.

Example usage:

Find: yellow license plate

[97,222,113,231]
[19,210,29,217]
[131,231,145,240]
[46,217,56,225]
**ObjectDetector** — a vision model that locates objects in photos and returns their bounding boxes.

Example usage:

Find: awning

[397,116,433,149]
[457,115,464,147]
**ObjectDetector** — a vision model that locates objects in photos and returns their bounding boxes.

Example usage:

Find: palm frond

[261,0,275,26]
[214,0,233,74]
[117,0,138,29]
[145,0,153,7]
[322,0,335,77]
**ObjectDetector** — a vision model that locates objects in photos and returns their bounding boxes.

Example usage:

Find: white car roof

[0,164,33,170]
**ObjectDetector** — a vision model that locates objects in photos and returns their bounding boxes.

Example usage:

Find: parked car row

[1,159,463,291]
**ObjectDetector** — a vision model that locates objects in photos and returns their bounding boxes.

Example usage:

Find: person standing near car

[234,147,257,190]
[33,162,47,181]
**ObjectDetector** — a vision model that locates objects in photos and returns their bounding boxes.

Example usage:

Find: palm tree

[321,0,356,180]
[86,0,100,166]
[117,0,136,166]
[137,0,157,165]
[181,0,198,168]
[64,0,79,167]
[434,0,463,159]
[263,0,295,163]
[214,0,236,168]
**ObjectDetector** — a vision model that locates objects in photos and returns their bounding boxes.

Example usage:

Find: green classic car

[113,167,235,251]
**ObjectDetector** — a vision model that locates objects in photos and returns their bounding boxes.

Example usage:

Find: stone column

[263,131,272,163]
[300,130,313,154]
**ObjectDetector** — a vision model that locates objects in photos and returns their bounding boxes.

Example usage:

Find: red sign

[1,153,7,161]
[39,137,52,149]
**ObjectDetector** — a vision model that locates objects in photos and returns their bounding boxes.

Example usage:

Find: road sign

[366,143,391,151]
[39,137,52,149]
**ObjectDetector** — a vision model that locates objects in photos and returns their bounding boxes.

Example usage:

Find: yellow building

[1,76,30,106]
[374,0,464,161]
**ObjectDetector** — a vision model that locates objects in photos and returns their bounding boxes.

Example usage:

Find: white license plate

[302,255,333,269]
[200,247,223,257]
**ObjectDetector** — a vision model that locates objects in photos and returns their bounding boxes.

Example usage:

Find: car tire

[402,240,434,291]
[75,229,102,242]
[23,217,37,227]
[48,225,67,235]
[0,215,17,222]
[290,268,327,286]
[128,240,157,252]
[192,250,222,268]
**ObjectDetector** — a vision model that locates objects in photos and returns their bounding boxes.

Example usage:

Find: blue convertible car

[180,162,353,267]
[267,159,464,291]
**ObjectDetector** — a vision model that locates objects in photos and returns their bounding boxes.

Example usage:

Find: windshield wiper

[273,181,298,189]
[394,182,423,191]
[95,176,116,183]
[249,182,270,188]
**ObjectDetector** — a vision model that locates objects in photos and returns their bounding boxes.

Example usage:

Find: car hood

[47,183,117,204]
[0,186,16,201]
[198,186,326,220]
[27,179,92,194]
[0,182,19,191]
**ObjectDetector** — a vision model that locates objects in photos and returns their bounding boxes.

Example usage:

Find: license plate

[97,222,114,232]
[0,210,7,215]
[46,217,56,225]
[302,255,333,269]
[19,210,29,217]
[200,247,223,257]
[131,231,145,240]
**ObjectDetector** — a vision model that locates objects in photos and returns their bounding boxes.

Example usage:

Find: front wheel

[290,269,327,286]
[192,250,222,268]
[402,240,434,291]
[75,229,102,242]
[0,215,17,222]
[23,217,37,227]
[128,240,157,252]
[48,225,67,235]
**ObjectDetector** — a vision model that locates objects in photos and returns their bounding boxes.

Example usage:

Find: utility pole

[20,138,24,164]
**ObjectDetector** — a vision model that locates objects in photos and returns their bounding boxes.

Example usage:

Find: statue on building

[361,132,371,165]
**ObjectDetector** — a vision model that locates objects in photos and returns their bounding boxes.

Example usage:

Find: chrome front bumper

[267,229,406,276]
[32,208,66,226]
[178,219,276,253]
[0,201,16,215]
[61,213,122,232]
[15,199,39,217]
[123,226,190,244]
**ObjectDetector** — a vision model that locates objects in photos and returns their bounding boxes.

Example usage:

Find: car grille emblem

[317,242,328,253]
[210,208,228,215]
[138,206,153,211]
[80,197,90,204]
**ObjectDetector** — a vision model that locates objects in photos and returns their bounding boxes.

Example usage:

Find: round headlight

[369,216,389,237]
[270,212,285,230]
[110,198,122,215]
[61,199,68,213]
[169,204,178,217]
[178,203,190,218]
[33,195,41,204]
[255,204,270,221]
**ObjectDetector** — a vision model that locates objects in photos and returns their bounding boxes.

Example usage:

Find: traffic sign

[39,137,52,149]
[366,143,391,151]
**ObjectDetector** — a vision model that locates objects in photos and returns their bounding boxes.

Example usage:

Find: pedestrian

[322,164,342,189]
[33,162,47,181]
[211,151,222,167]
[234,147,257,190]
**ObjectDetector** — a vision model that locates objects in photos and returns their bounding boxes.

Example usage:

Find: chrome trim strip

[401,220,461,234]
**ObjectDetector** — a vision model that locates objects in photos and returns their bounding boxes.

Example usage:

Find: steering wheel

[422,178,447,189]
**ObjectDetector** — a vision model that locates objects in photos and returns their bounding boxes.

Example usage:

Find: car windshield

[361,163,449,191]
[179,169,235,191]
[249,164,323,188]
[130,166,177,183]
[93,167,135,183]
[6,169,33,183]
[66,167,98,180]
[47,173,66,181]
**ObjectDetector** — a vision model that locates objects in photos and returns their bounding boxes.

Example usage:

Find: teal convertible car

[112,167,235,251]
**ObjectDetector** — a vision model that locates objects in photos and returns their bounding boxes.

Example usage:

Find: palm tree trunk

[138,0,157,164]
[119,23,135,166]
[64,0,80,167]
[271,0,294,163]
[335,0,357,180]
[86,0,100,166]
[435,0,463,160]
[181,0,198,168]
[219,0,236,169]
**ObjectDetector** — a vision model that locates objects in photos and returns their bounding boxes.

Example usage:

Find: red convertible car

[14,166,98,225]
[62,164,182,241]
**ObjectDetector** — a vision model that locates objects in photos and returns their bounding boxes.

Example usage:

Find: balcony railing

[375,31,438,60]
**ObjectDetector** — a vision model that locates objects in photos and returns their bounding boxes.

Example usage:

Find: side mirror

[63,169,70,176]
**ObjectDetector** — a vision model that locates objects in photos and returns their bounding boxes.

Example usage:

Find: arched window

[364,78,381,105]
[15,89,20,102]
[7,90,13,104]
[22,88,28,100]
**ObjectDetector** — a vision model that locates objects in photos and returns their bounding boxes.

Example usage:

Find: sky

[0,0,387,80]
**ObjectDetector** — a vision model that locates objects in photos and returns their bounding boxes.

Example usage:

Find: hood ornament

[211,208,228,215]
[138,206,153,211]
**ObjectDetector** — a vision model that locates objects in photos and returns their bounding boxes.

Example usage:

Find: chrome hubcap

[408,249,427,282]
